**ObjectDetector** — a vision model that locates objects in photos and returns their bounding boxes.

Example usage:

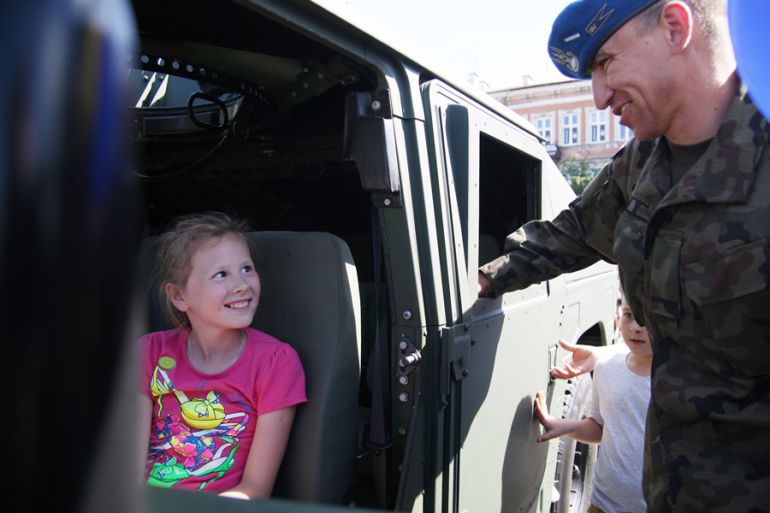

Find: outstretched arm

[549,339,616,379]
[533,391,602,444]
[220,406,296,500]
[477,159,629,298]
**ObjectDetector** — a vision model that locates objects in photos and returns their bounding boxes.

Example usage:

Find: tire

[551,373,597,513]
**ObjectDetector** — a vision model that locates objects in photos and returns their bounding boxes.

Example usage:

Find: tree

[560,158,599,195]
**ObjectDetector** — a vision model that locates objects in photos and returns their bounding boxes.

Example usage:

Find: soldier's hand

[477,271,492,297]
[549,339,598,379]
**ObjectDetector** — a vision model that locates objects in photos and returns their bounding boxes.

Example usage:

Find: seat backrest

[138,231,361,504]
[248,231,360,503]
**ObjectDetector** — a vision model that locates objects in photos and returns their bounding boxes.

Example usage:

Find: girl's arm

[138,395,153,480]
[534,391,603,444]
[219,406,296,500]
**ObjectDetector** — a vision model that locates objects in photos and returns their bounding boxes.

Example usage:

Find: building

[490,80,633,175]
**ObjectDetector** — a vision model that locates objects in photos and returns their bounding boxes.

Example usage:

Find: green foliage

[560,158,599,195]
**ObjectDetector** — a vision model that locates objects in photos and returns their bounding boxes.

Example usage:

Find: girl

[139,212,306,499]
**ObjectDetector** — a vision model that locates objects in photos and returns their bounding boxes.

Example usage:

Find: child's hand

[549,339,599,379]
[533,391,561,443]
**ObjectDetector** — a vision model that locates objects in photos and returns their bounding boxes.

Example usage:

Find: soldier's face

[589,16,678,141]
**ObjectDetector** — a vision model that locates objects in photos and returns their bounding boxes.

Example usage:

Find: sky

[316,0,575,91]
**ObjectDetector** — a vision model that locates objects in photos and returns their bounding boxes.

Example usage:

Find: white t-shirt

[589,352,651,513]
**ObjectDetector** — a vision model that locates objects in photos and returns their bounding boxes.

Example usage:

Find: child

[139,212,307,499]
[534,293,652,513]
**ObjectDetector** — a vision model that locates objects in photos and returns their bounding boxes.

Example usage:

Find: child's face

[619,301,652,358]
[169,233,260,332]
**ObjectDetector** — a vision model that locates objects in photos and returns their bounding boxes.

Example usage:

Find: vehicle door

[419,80,563,513]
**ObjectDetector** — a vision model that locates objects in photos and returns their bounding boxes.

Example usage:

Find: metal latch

[398,336,422,375]
[439,323,472,399]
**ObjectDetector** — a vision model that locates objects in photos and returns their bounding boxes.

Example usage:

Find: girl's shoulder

[244,327,302,365]
[140,328,186,354]
[141,327,184,342]
[138,329,188,375]
[245,326,285,346]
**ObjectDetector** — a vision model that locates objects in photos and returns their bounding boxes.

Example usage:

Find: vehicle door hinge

[439,323,473,400]
[343,90,401,201]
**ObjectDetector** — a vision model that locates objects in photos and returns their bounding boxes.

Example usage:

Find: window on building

[588,109,608,143]
[615,116,633,141]
[561,111,580,146]
[533,115,553,143]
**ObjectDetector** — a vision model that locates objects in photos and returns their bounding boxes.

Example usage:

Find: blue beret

[548,0,659,79]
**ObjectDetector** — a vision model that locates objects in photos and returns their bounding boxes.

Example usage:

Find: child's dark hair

[156,212,251,328]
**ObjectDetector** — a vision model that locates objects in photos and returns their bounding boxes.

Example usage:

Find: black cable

[133,130,229,182]
[187,92,229,131]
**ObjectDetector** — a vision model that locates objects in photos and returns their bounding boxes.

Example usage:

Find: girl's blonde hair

[155,212,251,328]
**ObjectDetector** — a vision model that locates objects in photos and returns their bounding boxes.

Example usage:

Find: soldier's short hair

[636,0,727,45]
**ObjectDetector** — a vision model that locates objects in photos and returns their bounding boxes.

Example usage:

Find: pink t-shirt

[140,327,306,493]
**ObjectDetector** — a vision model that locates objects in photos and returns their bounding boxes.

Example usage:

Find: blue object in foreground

[729,0,770,119]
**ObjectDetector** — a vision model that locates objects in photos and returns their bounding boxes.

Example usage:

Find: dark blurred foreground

[2,1,143,511]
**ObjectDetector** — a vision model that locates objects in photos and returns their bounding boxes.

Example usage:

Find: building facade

[490,80,632,174]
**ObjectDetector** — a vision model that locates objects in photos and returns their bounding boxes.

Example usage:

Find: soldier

[478,0,770,511]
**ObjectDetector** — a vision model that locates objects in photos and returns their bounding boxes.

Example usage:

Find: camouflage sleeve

[479,151,630,297]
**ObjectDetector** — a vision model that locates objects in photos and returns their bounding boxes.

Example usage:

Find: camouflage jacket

[480,86,770,512]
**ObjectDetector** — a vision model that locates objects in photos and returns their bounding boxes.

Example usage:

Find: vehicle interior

[131,0,392,507]
[130,0,539,508]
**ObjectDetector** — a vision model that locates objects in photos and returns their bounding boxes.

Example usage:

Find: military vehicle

[127,1,620,512]
[4,1,618,512]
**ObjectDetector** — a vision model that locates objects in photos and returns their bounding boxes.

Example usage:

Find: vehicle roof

[280,0,542,140]
[131,0,543,141]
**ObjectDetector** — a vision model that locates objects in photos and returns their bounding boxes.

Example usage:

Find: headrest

[729,0,770,120]
[548,0,659,79]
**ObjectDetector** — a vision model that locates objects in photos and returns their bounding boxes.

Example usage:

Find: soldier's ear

[661,1,693,53]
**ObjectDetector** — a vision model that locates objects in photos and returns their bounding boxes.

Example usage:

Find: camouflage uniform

[480,86,770,512]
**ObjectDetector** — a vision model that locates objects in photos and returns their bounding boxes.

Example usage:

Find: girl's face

[167,233,260,333]
[619,300,652,359]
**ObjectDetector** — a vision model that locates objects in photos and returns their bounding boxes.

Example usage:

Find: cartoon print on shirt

[147,355,247,490]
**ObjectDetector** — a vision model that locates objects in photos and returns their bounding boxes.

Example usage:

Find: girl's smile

[168,233,261,333]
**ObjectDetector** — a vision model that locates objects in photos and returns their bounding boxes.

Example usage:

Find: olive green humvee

[127,1,619,512]
[5,1,619,512]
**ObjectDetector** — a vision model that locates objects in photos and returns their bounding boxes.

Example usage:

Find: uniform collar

[654,82,768,209]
